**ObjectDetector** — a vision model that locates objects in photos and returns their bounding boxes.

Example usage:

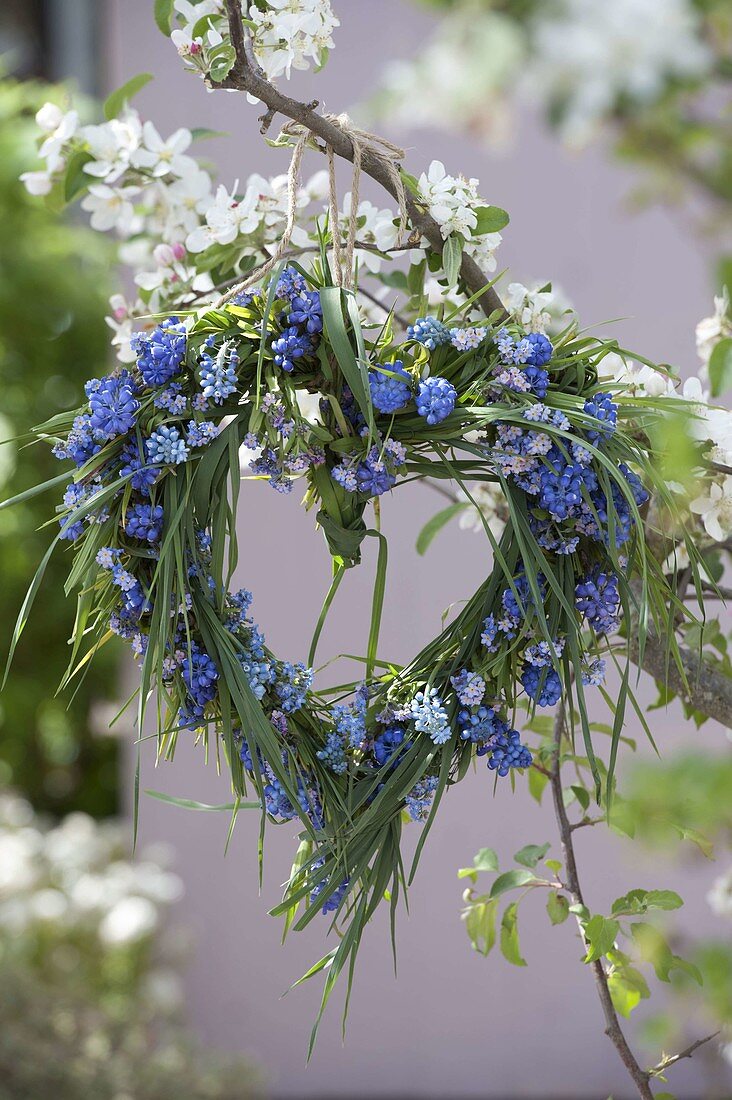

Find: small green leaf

[709,337,732,397]
[489,869,536,899]
[528,767,548,803]
[208,43,237,83]
[472,205,510,234]
[190,127,229,142]
[500,902,527,966]
[442,234,463,287]
[607,964,650,1018]
[545,859,562,874]
[416,503,465,555]
[457,847,498,882]
[104,73,153,120]
[514,842,550,868]
[463,897,499,955]
[546,892,569,925]
[571,784,591,811]
[612,889,683,917]
[583,915,619,963]
[154,0,174,34]
[64,150,93,201]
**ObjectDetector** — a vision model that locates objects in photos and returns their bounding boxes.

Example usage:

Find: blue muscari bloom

[309,857,349,914]
[119,442,159,495]
[271,326,313,372]
[410,688,451,745]
[502,571,545,625]
[355,453,396,496]
[181,646,219,714]
[331,683,369,750]
[317,730,348,774]
[125,502,164,543]
[523,364,549,398]
[584,392,617,445]
[146,425,189,465]
[368,360,412,413]
[275,661,312,713]
[575,571,621,634]
[416,376,457,425]
[198,345,238,403]
[88,372,139,441]
[406,775,439,821]
[373,724,407,766]
[186,420,219,447]
[538,452,587,520]
[521,663,562,707]
[276,266,308,299]
[54,414,100,467]
[459,705,501,744]
[133,318,187,387]
[486,729,532,777]
[523,332,553,367]
[451,669,485,707]
[288,290,323,334]
[407,316,452,350]
[237,651,274,700]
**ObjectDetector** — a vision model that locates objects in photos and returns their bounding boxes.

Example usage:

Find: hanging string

[214,112,409,306]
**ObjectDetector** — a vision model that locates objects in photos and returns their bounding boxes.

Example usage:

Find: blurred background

[0,1,730,1096]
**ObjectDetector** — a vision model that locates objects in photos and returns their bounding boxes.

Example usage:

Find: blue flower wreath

[7,259,676,1025]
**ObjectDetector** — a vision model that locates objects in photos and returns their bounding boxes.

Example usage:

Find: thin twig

[647,1031,720,1078]
[550,698,655,1100]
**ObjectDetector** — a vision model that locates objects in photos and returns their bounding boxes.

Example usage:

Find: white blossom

[131,121,198,178]
[37,106,78,172]
[418,160,479,240]
[506,281,554,332]
[186,181,260,251]
[81,113,142,182]
[19,170,53,196]
[458,482,507,540]
[81,183,140,234]
[248,0,339,81]
[690,476,732,542]
[696,288,731,373]
[163,168,214,234]
[341,194,399,274]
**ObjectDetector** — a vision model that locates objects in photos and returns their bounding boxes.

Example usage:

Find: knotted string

[215,112,408,306]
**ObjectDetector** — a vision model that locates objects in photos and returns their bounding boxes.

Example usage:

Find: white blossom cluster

[248,0,339,81]
[168,0,337,84]
[707,867,732,919]
[529,0,711,144]
[0,791,182,951]
[418,160,502,272]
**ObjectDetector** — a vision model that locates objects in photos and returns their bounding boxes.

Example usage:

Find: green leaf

[514,842,550,868]
[472,205,510,234]
[457,847,498,882]
[154,0,174,34]
[630,923,702,985]
[416,502,465,555]
[208,43,237,83]
[500,902,527,966]
[145,789,259,812]
[442,234,463,287]
[546,892,569,925]
[190,127,229,142]
[64,150,93,201]
[611,889,683,917]
[103,73,153,120]
[463,897,499,955]
[489,868,536,899]
[709,337,732,397]
[528,767,548,804]
[583,915,619,963]
[607,964,650,1018]
[320,287,374,434]
[571,784,591,811]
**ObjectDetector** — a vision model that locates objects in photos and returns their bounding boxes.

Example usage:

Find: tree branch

[647,1031,720,1078]
[219,0,505,319]
[550,699,655,1100]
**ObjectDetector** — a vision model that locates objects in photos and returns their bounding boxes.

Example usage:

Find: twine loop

[215,112,408,306]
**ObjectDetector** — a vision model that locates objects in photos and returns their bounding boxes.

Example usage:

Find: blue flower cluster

[317,684,369,774]
[271,267,323,372]
[405,775,439,821]
[368,360,412,413]
[410,688,451,745]
[331,438,406,497]
[198,339,238,404]
[125,502,164,543]
[407,316,452,350]
[415,376,457,425]
[88,372,140,441]
[575,571,621,634]
[132,318,187,387]
[494,328,552,397]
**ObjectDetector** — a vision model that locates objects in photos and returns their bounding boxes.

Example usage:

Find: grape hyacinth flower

[88,372,139,440]
[584,392,618,445]
[410,688,451,745]
[575,571,621,634]
[521,663,562,707]
[146,426,189,465]
[407,316,452,350]
[198,342,238,403]
[271,326,313,372]
[406,775,439,821]
[288,290,323,334]
[373,725,407,767]
[124,502,164,543]
[368,360,412,413]
[133,317,187,387]
[486,730,532,776]
[416,376,457,425]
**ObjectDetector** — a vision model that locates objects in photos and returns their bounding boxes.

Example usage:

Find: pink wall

[106,2,728,1094]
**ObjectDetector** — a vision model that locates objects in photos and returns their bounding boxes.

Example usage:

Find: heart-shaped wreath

[8,243,687,1032]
